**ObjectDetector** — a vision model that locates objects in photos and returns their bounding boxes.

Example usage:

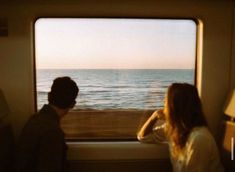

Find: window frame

[33,17,199,141]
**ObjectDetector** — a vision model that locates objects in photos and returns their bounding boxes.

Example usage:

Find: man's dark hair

[48,77,79,109]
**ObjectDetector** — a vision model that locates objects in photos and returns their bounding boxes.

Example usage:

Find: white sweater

[169,127,224,172]
[138,122,224,172]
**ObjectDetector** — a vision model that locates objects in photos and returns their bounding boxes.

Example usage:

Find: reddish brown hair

[165,83,207,157]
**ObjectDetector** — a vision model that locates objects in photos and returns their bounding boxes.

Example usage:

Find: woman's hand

[137,109,165,141]
[156,109,165,120]
[151,109,165,120]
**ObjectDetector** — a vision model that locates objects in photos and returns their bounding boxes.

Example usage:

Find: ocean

[36,69,194,110]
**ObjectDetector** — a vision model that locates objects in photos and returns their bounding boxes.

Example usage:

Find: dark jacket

[0,122,15,172]
[16,104,68,172]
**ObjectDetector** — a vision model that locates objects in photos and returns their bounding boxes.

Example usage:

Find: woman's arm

[137,109,165,142]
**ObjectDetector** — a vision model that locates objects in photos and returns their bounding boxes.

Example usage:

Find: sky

[35,18,196,69]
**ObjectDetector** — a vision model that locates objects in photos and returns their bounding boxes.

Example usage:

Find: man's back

[0,122,15,172]
[16,105,67,172]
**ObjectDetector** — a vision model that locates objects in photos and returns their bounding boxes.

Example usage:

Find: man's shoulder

[23,112,61,135]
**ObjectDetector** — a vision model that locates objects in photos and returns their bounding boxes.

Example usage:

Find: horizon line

[37,68,194,70]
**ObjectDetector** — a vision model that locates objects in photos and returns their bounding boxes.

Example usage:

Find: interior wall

[69,159,172,172]
[0,2,234,168]
[0,6,34,137]
[0,0,234,171]
[0,0,232,138]
[231,4,235,89]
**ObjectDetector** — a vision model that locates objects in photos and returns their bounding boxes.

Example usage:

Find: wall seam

[229,3,234,90]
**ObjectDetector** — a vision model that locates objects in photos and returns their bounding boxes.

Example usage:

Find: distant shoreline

[70,108,157,112]
[37,68,194,70]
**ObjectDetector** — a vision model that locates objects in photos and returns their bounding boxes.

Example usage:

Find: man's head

[48,77,79,109]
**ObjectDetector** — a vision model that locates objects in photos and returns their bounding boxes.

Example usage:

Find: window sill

[67,141,170,160]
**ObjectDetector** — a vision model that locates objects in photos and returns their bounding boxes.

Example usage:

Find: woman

[137,83,224,172]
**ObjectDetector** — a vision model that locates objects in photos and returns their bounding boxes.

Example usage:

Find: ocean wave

[38,91,48,95]
[148,90,164,94]
[103,85,133,89]
[84,90,111,93]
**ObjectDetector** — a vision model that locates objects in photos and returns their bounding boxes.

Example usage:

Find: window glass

[35,18,196,140]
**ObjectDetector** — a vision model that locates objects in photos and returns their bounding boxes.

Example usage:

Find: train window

[35,18,196,141]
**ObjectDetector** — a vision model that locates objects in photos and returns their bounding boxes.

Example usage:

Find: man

[0,89,15,172]
[16,77,79,172]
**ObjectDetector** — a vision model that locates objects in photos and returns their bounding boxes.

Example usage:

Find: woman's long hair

[165,83,207,158]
